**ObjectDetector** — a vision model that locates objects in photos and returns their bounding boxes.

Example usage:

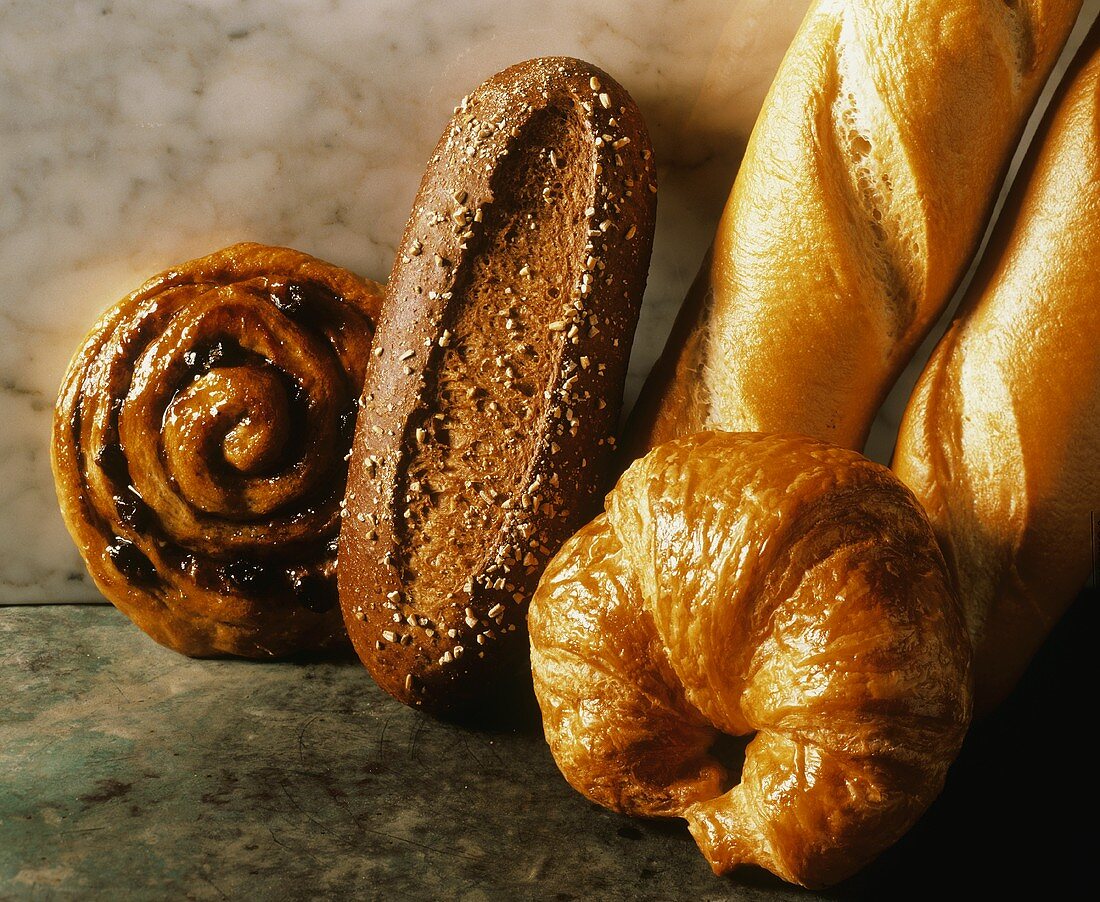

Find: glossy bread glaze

[893,23,1100,714]
[52,243,382,657]
[530,432,972,888]
[625,0,1082,458]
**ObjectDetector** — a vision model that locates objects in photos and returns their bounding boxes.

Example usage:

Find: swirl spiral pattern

[529,432,971,887]
[52,243,382,657]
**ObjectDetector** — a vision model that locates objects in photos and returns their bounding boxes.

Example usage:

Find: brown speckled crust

[339,57,656,712]
[52,243,383,658]
[530,432,972,889]
[893,23,1100,715]
[623,0,1081,461]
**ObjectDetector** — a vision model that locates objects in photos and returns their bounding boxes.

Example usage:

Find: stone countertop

[2,602,1093,900]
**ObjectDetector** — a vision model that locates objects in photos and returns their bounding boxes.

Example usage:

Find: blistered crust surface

[627,0,1081,456]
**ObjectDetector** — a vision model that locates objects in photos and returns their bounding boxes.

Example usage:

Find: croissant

[529,432,972,888]
[893,22,1100,713]
[52,243,382,657]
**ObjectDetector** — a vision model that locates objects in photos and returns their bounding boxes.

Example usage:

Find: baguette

[339,58,656,711]
[624,0,1082,458]
[893,22,1100,714]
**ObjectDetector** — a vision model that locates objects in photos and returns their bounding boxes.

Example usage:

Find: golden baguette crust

[339,58,656,712]
[52,243,382,657]
[625,0,1082,459]
[893,23,1100,714]
[530,432,971,888]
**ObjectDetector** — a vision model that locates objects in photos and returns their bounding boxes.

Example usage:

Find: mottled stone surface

[2,602,1093,899]
[0,607,804,901]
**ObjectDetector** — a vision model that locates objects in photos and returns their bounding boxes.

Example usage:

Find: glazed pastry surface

[893,23,1100,714]
[530,432,972,888]
[625,0,1082,457]
[52,243,382,657]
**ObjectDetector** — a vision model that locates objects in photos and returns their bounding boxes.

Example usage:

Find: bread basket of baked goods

[15,0,1097,895]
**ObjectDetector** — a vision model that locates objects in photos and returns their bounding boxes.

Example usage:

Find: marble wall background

[1,0,1096,601]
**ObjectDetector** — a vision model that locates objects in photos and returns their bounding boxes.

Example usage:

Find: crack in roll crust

[52,243,382,657]
[529,432,972,888]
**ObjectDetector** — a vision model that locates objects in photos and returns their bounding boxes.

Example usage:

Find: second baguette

[893,22,1100,714]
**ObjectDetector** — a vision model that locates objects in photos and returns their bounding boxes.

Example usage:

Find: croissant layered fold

[530,432,972,888]
[52,243,382,657]
[625,0,1082,457]
[893,22,1100,714]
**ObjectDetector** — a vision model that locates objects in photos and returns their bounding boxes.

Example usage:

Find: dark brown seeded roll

[339,57,656,712]
[52,243,383,658]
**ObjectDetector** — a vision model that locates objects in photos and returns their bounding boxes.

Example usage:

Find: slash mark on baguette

[828,14,924,347]
[1000,0,1037,82]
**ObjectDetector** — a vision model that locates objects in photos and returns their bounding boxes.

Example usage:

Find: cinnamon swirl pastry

[52,243,383,657]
